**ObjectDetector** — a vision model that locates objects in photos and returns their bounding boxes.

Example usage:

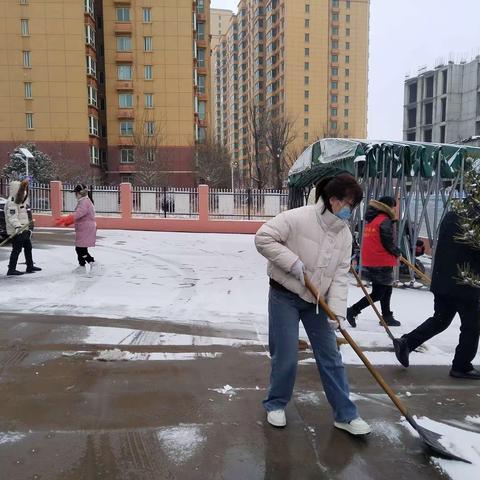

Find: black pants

[8,231,33,271]
[352,283,393,316]
[75,247,94,266]
[403,293,480,372]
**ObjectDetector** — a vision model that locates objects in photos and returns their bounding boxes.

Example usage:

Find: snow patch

[0,432,26,445]
[466,416,480,426]
[295,391,322,405]
[94,349,222,362]
[156,424,206,465]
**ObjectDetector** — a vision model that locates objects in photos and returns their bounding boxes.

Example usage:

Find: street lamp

[231,161,239,190]
[14,147,34,178]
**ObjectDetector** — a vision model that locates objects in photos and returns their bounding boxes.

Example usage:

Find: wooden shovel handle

[303,274,409,417]
[400,256,431,285]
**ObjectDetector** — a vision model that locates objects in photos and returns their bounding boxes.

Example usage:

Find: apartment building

[212,0,369,185]
[0,0,210,185]
[403,57,480,144]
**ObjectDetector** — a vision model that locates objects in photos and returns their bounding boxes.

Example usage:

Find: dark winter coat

[431,211,480,300]
[361,200,401,285]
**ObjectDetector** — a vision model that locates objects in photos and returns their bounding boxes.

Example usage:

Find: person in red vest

[347,196,401,327]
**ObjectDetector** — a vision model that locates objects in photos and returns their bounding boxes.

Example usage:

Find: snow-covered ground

[1,228,478,367]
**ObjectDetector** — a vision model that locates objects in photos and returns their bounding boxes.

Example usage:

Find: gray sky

[211,0,480,140]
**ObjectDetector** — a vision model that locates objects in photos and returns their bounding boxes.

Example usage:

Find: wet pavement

[1,231,479,479]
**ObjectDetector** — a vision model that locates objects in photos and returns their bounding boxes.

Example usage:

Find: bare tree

[196,137,231,188]
[265,114,297,189]
[246,102,269,189]
[133,111,170,187]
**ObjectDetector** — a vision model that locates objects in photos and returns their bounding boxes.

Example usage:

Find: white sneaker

[334,417,371,435]
[267,409,286,427]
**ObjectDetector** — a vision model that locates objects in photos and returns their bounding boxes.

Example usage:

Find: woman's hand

[290,259,306,285]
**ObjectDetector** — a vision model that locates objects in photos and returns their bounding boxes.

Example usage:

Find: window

[116,7,130,22]
[346,15,351,22]
[304,76,309,85]
[198,101,206,120]
[304,90,309,99]
[441,97,447,122]
[119,93,133,108]
[344,109,349,117]
[332,0,339,7]
[304,132,309,141]
[304,33,310,42]
[440,125,446,143]
[117,64,132,80]
[425,76,434,98]
[424,129,432,142]
[332,13,339,21]
[145,93,154,108]
[332,27,339,35]
[347,0,351,7]
[330,121,337,130]
[331,94,337,103]
[406,132,416,141]
[304,62,309,70]
[144,64,153,80]
[331,67,338,76]
[89,145,99,165]
[197,48,206,67]
[24,82,32,99]
[20,0,29,4]
[120,121,134,136]
[408,108,417,128]
[424,102,433,125]
[21,19,29,36]
[198,75,206,94]
[442,69,448,94]
[304,19,310,28]
[143,8,151,22]
[345,82,349,90]
[331,108,337,116]
[85,0,94,15]
[86,55,96,76]
[332,40,339,49]
[331,54,338,62]
[331,81,338,89]
[305,47,310,56]
[120,149,135,163]
[26,113,33,129]
[346,28,350,36]
[345,68,350,76]
[345,55,350,63]
[304,104,309,112]
[145,121,155,136]
[87,85,97,107]
[344,122,349,131]
[121,174,133,183]
[197,0,205,14]
[197,23,205,40]
[345,95,349,104]
[144,36,152,51]
[304,118,309,127]
[23,50,31,67]
[305,4,310,13]
[88,116,98,136]
[117,36,132,51]
[85,25,95,47]
[346,42,350,50]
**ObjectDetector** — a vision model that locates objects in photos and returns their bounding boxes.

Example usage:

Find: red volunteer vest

[361,214,398,267]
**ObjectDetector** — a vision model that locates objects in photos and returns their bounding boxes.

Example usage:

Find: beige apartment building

[213,0,369,186]
[0,0,210,185]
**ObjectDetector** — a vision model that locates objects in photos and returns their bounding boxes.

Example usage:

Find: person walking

[56,184,97,272]
[394,200,480,379]
[255,172,371,435]
[347,196,401,327]
[4,179,41,276]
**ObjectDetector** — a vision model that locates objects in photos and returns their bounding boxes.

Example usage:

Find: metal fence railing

[208,189,289,220]
[0,179,51,212]
[132,187,199,218]
[63,185,120,214]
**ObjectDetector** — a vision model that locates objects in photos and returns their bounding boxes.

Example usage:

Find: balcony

[114,22,133,34]
[116,52,133,62]
[117,80,133,90]
[117,108,134,119]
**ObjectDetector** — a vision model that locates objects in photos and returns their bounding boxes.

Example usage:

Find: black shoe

[7,269,24,276]
[449,368,480,379]
[393,337,410,367]
[382,313,401,327]
[346,307,359,328]
[26,266,42,273]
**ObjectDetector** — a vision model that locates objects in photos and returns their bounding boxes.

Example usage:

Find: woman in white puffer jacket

[255,172,370,435]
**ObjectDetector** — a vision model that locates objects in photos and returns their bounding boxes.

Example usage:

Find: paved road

[1,230,478,479]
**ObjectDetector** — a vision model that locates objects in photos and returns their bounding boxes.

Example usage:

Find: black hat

[378,196,396,208]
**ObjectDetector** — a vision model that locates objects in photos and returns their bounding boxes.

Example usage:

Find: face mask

[336,205,352,220]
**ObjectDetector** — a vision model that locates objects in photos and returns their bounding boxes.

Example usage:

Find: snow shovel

[304,274,471,464]
[349,266,396,342]
[400,256,432,285]
[0,221,33,248]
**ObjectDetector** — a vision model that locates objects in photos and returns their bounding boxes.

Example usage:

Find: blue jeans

[263,286,358,423]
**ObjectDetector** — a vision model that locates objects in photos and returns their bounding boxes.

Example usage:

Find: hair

[74,184,94,204]
[378,195,396,208]
[315,173,363,212]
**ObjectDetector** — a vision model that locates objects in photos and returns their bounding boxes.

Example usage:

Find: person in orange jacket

[56,184,96,272]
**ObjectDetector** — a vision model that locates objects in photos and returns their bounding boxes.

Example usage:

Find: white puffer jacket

[255,199,352,317]
[5,180,30,236]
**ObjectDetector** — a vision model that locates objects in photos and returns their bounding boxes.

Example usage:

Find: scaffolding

[287,138,480,282]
